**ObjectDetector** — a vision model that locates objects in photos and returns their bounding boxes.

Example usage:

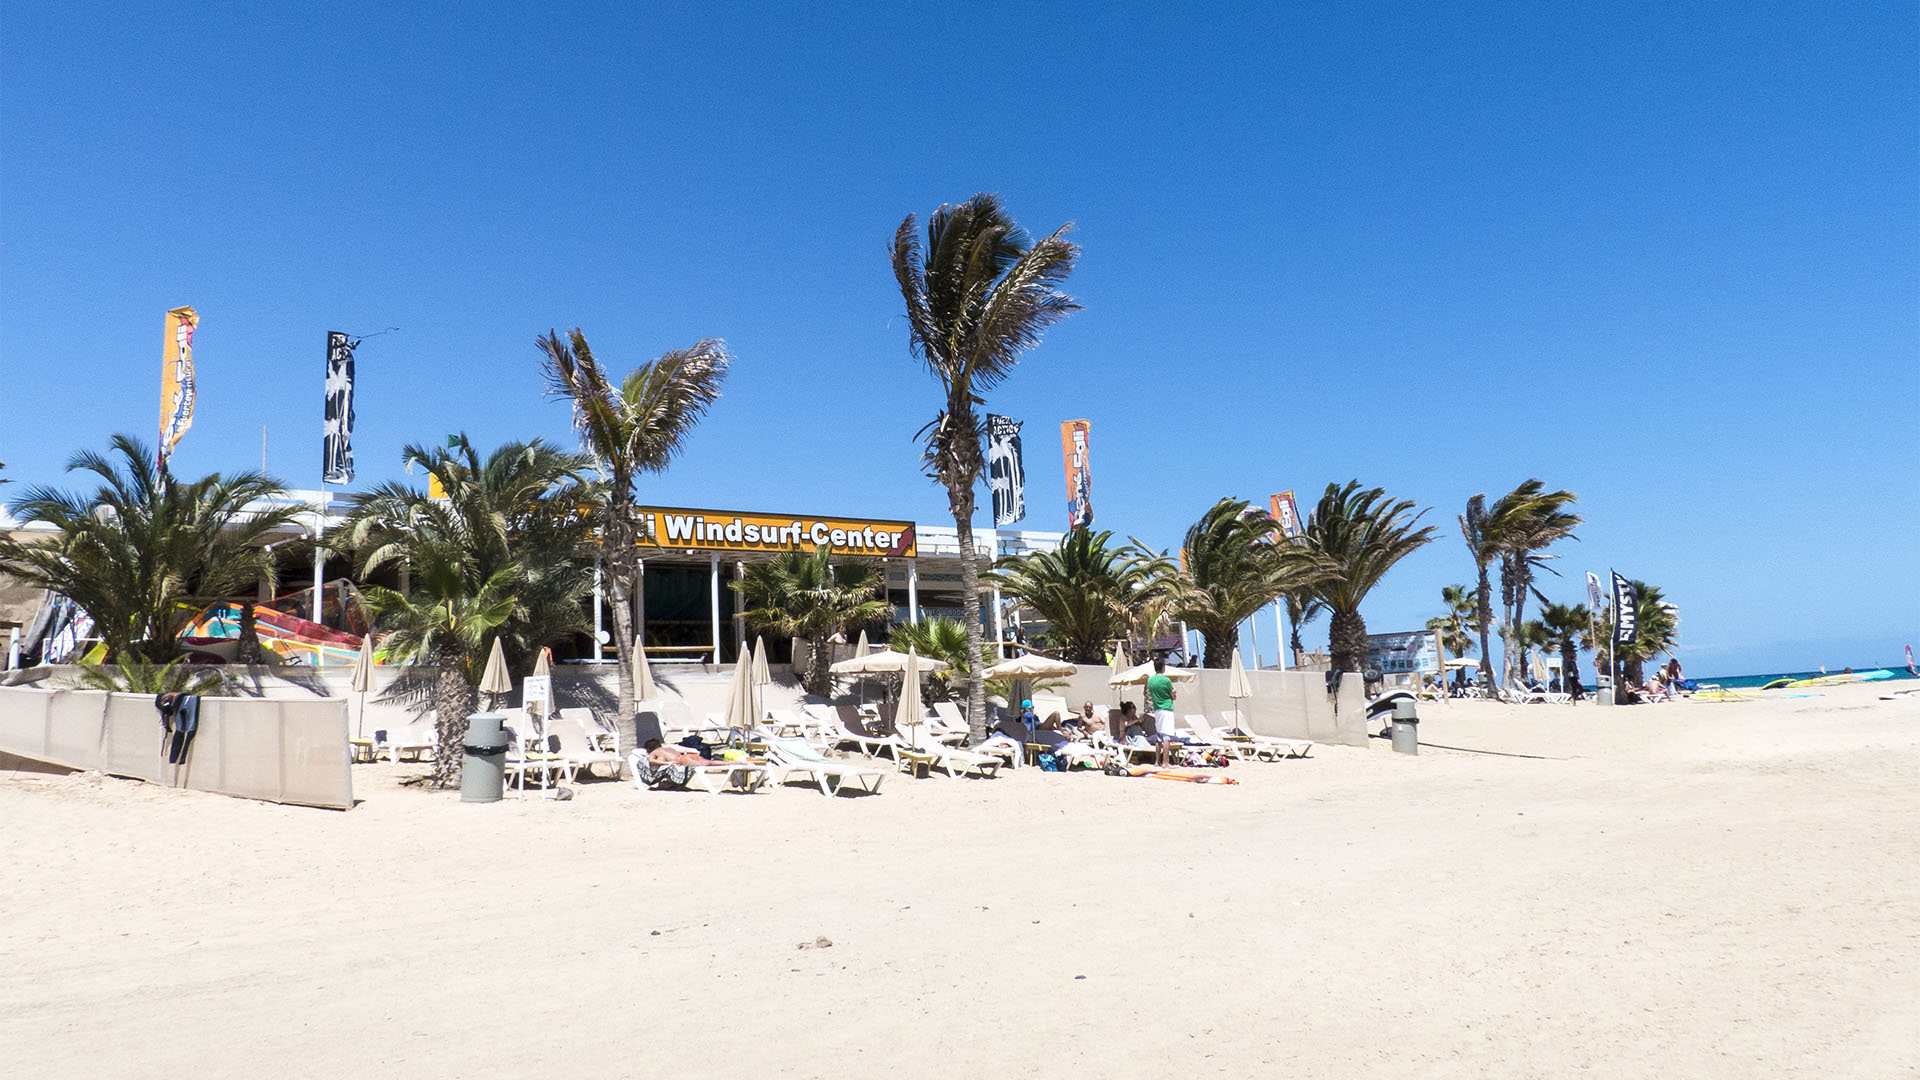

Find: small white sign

[523,675,552,716]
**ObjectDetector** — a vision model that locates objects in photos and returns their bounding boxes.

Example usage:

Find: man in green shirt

[1146,658,1176,736]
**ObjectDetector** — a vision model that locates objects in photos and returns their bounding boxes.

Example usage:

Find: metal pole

[592,553,604,662]
[907,560,920,625]
[1247,611,1261,669]
[991,586,1005,659]
[709,552,722,665]
[1273,602,1289,671]
[311,487,327,626]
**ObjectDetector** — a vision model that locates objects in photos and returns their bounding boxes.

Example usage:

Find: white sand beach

[3,684,1916,1078]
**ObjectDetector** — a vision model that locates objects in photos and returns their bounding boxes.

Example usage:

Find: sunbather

[635,737,714,789]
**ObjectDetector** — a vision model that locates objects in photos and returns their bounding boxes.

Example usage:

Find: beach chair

[895,727,1003,779]
[551,718,625,780]
[762,736,887,796]
[1183,715,1280,761]
[1214,712,1312,758]
[1508,680,1571,705]
[555,707,619,753]
[503,726,574,793]
[766,708,815,739]
[624,749,770,794]
[924,701,973,745]
[378,718,437,764]
[824,705,903,759]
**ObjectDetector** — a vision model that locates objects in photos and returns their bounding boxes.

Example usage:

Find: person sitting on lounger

[1060,701,1100,739]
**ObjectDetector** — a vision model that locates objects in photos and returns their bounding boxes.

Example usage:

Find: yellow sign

[158,306,198,468]
[636,506,917,558]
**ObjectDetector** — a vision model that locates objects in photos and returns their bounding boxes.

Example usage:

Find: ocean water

[1695,667,1920,690]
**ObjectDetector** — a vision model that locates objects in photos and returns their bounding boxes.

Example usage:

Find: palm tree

[331,437,597,787]
[733,546,889,697]
[1495,481,1580,680]
[330,437,598,674]
[1538,602,1591,700]
[890,616,978,703]
[0,435,303,662]
[1163,498,1305,667]
[890,193,1080,740]
[1460,480,1580,696]
[360,559,518,788]
[990,529,1162,667]
[538,328,731,725]
[1426,584,1478,664]
[1285,481,1435,673]
[1283,587,1324,667]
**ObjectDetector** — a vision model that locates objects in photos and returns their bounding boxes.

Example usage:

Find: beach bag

[1037,752,1061,772]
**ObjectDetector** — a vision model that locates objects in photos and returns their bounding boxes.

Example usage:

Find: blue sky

[3,2,1915,675]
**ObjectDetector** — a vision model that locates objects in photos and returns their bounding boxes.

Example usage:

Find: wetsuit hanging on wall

[155,692,202,765]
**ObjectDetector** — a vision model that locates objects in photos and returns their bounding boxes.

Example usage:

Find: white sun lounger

[763,736,886,796]
[1210,713,1312,758]
[552,718,625,780]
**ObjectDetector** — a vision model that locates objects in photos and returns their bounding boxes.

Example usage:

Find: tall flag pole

[1609,571,1638,701]
[157,306,199,476]
[1060,419,1093,530]
[1268,491,1305,670]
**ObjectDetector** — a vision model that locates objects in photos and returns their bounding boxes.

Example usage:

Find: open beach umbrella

[1227,647,1253,732]
[632,637,658,702]
[829,649,950,675]
[1442,657,1479,668]
[983,653,1077,679]
[479,637,512,709]
[1109,660,1197,686]
[894,647,928,749]
[348,633,375,738]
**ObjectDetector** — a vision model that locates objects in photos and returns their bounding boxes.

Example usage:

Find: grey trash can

[1389,699,1419,755]
[461,712,510,803]
[1595,676,1613,707]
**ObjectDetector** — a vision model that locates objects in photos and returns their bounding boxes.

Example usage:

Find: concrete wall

[1024,666,1371,747]
[0,685,354,810]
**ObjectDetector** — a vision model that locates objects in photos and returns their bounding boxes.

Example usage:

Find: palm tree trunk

[1474,564,1496,696]
[1203,625,1235,669]
[604,569,636,719]
[431,660,474,789]
[948,483,988,743]
[805,629,829,697]
[1328,608,1368,673]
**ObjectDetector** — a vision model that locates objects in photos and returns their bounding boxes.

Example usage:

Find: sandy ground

[2,684,1916,1079]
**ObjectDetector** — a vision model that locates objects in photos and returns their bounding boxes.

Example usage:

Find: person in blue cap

[1018,699,1040,730]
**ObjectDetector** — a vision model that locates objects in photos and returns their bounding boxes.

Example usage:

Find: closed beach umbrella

[1227,647,1253,732]
[1530,652,1550,687]
[722,648,757,736]
[894,647,927,749]
[529,647,553,738]
[479,636,512,705]
[633,637,658,702]
[349,633,375,738]
[751,635,770,687]
[854,629,870,657]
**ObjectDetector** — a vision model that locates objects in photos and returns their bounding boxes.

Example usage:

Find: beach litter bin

[1595,675,1613,707]
[1389,699,1419,755]
[461,712,510,803]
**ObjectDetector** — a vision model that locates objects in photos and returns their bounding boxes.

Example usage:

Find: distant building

[1366,630,1438,676]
